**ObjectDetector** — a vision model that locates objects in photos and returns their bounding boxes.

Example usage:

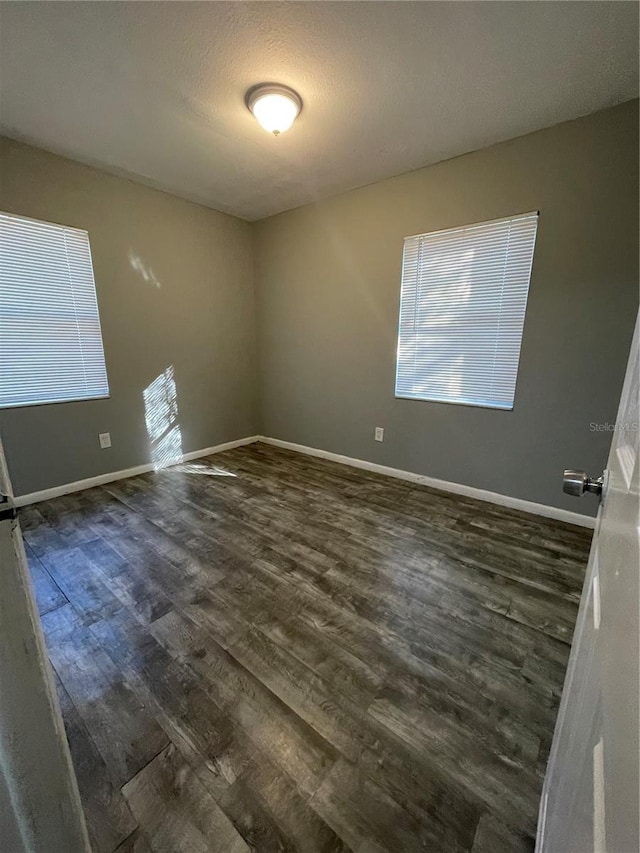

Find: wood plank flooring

[20,442,591,853]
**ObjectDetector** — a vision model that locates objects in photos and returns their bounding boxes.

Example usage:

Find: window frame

[394,211,539,411]
[0,210,110,410]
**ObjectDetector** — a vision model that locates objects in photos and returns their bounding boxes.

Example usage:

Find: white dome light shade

[246,85,302,136]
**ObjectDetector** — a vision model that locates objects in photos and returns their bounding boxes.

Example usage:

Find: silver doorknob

[563,469,604,497]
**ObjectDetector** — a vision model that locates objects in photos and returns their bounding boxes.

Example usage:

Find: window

[0,212,109,408]
[395,211,538,410]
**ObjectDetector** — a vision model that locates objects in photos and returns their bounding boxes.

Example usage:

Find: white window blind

[0,211,109,408]
[395,211,538,410]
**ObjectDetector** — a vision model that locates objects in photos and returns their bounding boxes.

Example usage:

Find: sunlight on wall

[143,367,239,476]
[128,249,161,288]
[144,366,183,469]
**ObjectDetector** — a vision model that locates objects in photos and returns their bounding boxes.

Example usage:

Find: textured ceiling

[0,2,638,221]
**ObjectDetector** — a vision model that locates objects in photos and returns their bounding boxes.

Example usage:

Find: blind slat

[0,211,110,408]
[395,211,538,409]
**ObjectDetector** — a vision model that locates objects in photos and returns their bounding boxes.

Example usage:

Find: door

[0,436,89,853]
[537,312,639,853]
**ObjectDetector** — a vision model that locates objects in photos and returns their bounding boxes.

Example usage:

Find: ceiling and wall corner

[0,1,638,221]
[0,135,258,497]
[0,3,638,516]
[252,100,640,517]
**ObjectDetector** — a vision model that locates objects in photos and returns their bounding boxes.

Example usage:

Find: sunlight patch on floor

[177,462,237,477]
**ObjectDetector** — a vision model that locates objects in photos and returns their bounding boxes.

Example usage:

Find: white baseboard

[258,436,596,529]
[14,436,260,507]
[15,432,596,529]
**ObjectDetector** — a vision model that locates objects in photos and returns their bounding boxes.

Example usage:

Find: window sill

[394,393,513,411]
[0,394,111,410]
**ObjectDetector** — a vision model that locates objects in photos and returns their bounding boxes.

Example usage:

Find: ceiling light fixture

[246,84,302,136]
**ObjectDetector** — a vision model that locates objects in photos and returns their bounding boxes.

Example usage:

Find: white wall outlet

[374,427,384,442]
[99,432,111,449]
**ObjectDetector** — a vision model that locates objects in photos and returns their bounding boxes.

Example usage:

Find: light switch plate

[375,427,384,442]
[99,432,111,449]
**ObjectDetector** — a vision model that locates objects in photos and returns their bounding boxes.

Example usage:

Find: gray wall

[254,101,639,516]
[1,102,638,513]
[0,137,257,496]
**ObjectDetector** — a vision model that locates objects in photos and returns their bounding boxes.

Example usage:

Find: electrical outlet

[99,432,111,449]
[374,427,384,442]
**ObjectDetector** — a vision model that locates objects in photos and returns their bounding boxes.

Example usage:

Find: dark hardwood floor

[21,442,591,853]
